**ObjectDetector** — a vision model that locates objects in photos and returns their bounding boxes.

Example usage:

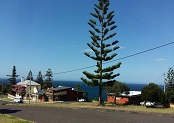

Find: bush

[92,98,99,101]
[141,83,164,103]
[169,94,174,103]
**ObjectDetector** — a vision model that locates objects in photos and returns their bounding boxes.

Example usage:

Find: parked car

[140,101,145,106]
[145,101,157,107]
[78,98,86,102]
[14,96,23,103]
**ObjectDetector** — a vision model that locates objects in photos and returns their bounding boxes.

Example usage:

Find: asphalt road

[0,104,174,123]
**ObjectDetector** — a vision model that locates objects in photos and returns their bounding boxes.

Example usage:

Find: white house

[16,77,41,100]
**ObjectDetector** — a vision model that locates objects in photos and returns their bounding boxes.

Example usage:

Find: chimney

[21,77,24,82]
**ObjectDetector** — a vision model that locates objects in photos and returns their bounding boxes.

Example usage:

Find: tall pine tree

[165,66,174,103]
[81,0,121,105]
[27,70,34,81]
[7,66,19,94]
[42,68,54,90]
[36,71,44,88]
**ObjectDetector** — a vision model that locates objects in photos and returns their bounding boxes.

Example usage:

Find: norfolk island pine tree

[27,70,34,81]
[7,66,19,94]
[81,0,121,105]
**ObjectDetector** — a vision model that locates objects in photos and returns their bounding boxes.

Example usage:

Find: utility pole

[164,73,165,93]
[29,74,31,104]
[0,84,2,100]
[163,72,167,107]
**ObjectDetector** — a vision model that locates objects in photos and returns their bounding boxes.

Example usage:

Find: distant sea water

[0,79,164,101]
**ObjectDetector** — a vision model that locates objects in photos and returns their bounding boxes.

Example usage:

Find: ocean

[0,79,164,101]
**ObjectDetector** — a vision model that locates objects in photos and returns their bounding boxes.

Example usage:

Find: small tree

[36,71,44,88]
[165,66,174,103]
[76,84,81,100]
[7,66,19,94]
[105,81,130,104]
[0,83,9,95]
[27,70,34,81]
[141,83,164,103]
[81,0,121,105]
[42,68,54,90]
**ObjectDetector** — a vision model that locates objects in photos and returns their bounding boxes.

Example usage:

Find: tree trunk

[98,85,104,105]
[114,95,117,105]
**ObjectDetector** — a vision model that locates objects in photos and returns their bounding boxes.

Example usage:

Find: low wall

[8,93,14,99]
[170,103,174,108]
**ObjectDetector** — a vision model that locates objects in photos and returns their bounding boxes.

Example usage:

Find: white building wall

[25,85,41,96]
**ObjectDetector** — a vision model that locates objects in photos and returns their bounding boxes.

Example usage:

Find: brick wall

[107,95,129,104]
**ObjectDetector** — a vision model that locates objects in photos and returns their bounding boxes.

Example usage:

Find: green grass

[0,95,13,102]
[106,105,174,114]
[0,114,33,123]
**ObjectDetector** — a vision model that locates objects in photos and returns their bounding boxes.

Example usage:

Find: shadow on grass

[0,108,21,114]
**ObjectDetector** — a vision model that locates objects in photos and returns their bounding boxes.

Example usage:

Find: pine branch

[104,32,116,40]
[89,19,97,25]
[94,4,101,10]
[83,71,99,79]
[112,46,119,51]
[110,25,117,31]
[107,11,114,19]
[90,13,98,18]
[80,77,93,86]
[112,40,119,45]
[108,21,115,26]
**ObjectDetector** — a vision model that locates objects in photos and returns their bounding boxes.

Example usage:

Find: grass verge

[0,114,33,123]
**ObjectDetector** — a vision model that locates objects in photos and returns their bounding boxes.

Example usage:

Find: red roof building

[39,86,88,102]
[107,91,142,105]
[12,85,26,98]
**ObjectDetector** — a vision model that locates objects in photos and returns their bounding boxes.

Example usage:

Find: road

[0,104,174,123]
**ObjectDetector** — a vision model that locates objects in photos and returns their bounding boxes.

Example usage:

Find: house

[107,91,142,105]
[39,85,88,102]
[12,84,26,98]
[16,77,41,100]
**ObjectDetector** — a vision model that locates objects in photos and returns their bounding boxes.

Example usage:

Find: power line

[153,74,164,83]
[54,41,174,75]
[104,41,174,64]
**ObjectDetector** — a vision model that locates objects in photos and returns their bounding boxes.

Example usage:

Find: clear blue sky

[0,0,174,84]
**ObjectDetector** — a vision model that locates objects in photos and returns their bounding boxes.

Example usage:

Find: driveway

[0,105,174,123]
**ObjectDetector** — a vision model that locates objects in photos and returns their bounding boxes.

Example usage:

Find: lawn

[106,104,174,114]
[0,114,33,123]
[0,94,13,102]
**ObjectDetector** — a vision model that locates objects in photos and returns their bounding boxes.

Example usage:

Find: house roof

[108,91,141,97]
[12,85,26,88]
[33,90,45,95]
[49,86,72,91]
[121,91,141,97]
[17,80,40,86]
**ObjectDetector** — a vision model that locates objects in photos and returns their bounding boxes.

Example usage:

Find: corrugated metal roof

[33,90,45,95]
[121,91,141,97]
[17,80,40,86]
[49,86,72,91]
[108,91,141,97]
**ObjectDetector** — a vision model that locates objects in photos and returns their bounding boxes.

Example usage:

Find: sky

[0,0,174,84]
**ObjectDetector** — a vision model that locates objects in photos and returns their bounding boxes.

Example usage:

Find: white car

[140,101,145,106]
[146,101,157,107]
[14,97,23,103]
[78,98,86,102]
